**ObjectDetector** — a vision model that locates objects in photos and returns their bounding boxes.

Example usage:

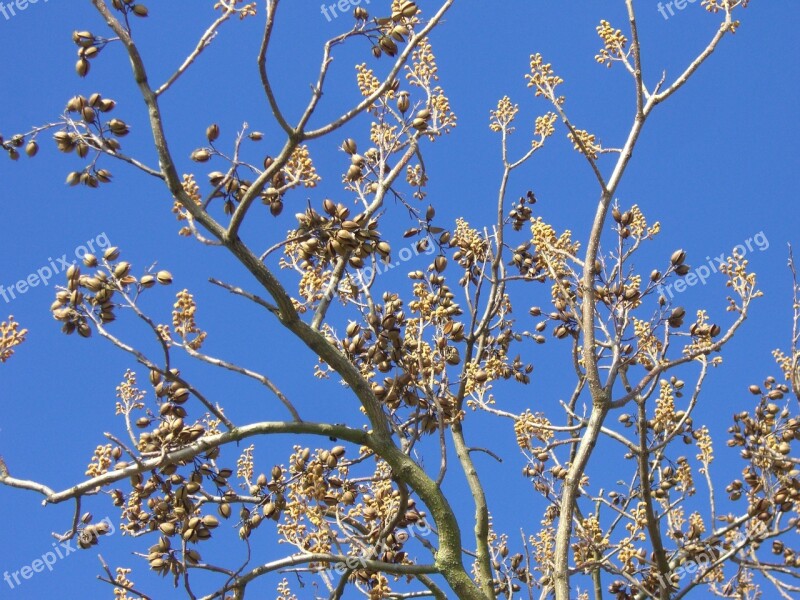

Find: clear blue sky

[1,1,798,598]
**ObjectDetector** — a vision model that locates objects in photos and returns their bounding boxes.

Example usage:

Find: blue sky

[0,1,798,598]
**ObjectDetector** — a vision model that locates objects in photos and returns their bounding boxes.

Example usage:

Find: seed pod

[434,256,447,272]
[25,140,38,157]
[206,123,220,142]
[379,36,398,56]
[72,30,94,47]
[76,58,90,77]
[156,270,173,285]
[353,6,368,20]
[104,246,121,260]
[401,2,418,17]
[670,249,686,266]
[140,274,156,288]
[114,261,131,278]
[191,148,211,162]
[346,164,363,181]
[108,118,130,136]
[132,4,149,17]
[411,117,428,131]
[391,25,410,41]
[397,92,410,113]
[342,138,357,155]
[248,131,264,141]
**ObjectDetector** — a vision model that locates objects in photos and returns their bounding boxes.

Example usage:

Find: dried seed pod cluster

[370,2,418,58]
[291,200,389,269]
[50,247,172,337]
[53,92,125,187]
[76,513,113,550]
[0,132,31,161]
[72,30,102,78]
[726,377,799,539]
[509,190,537,231]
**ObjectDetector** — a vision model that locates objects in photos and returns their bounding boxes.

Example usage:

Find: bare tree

[2,0,798,599]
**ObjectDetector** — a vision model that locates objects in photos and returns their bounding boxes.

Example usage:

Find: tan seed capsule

[114,261,131,278]
[140,274,156,288]
[72,31,94,47]
[670,249,686,266]
[76,58,90,77]
[342,138,357,155]
[397,93,410,113]
[206,123,220,142]
[400,1,418,17]
[104,246,121,260]
[411,117,428,130]
[156,270,173,285]
[132,4,149,17]
[191,148,210,162]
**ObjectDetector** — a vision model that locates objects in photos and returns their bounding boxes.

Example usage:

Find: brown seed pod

[190,148,210,163]
[342,138,357,155]
[76,58,90,77]
[156,270,173,285]
[206,123,220,143]
[132,4,149,17]
[670,249,687,266]
[103,246,121,261]
[400,1,418,17]
[397,92,410,113]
